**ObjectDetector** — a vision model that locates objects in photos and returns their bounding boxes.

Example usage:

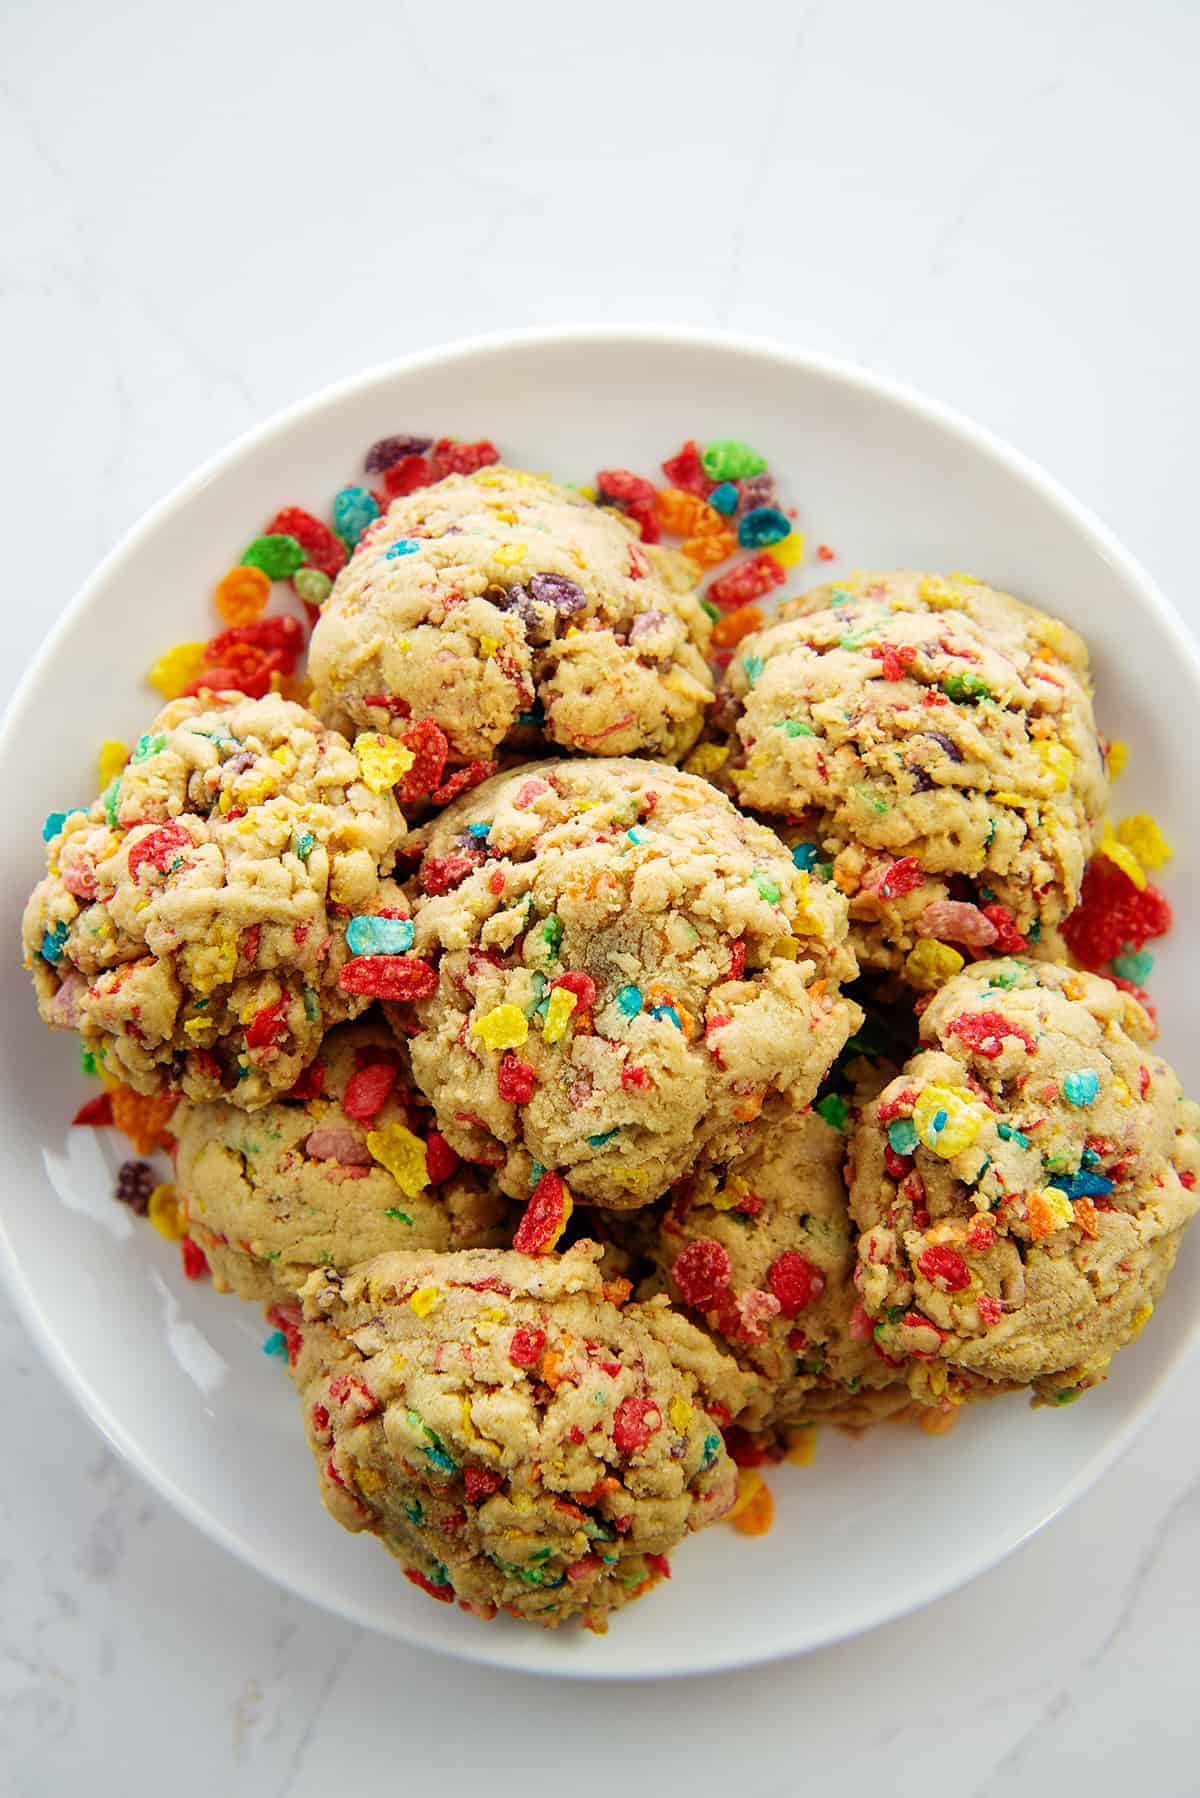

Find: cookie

[176,1020,512,1302]
[24,693,406,1106]
[716,571,1107,974]
[293,1241,753,1629]
[848,958,1200,1399]
[309,467,713,765]
[405,757,861,1209]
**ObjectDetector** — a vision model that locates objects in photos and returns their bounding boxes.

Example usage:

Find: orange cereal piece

[214,564,271,626]
[711,604,764,648]
[730,1477,774,1536]
[681,529,737,568]
[109,1085,178,1156]
[655,488,717,536]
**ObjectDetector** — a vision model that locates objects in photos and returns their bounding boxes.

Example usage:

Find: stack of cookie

[23,469,1200,1633]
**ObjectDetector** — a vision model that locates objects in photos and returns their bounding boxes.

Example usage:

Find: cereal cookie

[717,571,1107,974]
[405,758,861,1210]
[848,958,1200,1400]
[23,693,405,1106]
[309,467,714,765]
[176,1020,511,1302]
[294,1241,753,1629]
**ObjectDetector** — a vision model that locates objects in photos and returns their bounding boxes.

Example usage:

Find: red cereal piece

[661,440,713,498]
[287,1063,325,1101]
[396,718,449,804]
[73,1092,114,1127]
[337,954,438,1001]
[965,1212,996,1252]
[430,438,500,479]
[328,1372,381,1422]
[980,903,1028,954]
[706,552,787,611]
[883,1145,910,1179]
[671,1236,732,1306]
[127,822,194,884]
[464,1465,505,1501]
[643,1551,671,1581]
[507,1325,546,1368]
[343,1062,397,1120]
[723,1426,766,1468]
[817,544,836,561]
[1061,858,1173,969]
[267,1302,303,1363]
[513,1171,571,1256]
[612,1396,662,1455]
[916,1244,971,1292]
[624,495,661,544]
[404,1568,455,1603]
[431,760,497,806]
[265,506,347,581]
[944,1008,1037,1059]
[877,1087,917,1124]
[205,615,305,670]
[976,1292,1003,1329]
[872,642,917,682]
[180,1237,210,1281]
[767,1250,825,1316]
[424,1131,460,1184]
[497,1053,536,1104]
[550,970,598,1009]
[596,469,658,506]
[620,1065,651,1090]
[244,997,289,1050]
[864,855,925,901]
[383,455,434,499]
[420,853,480,896]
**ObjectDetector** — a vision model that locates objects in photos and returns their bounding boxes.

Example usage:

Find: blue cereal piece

[333,485,381,550]
[1062,1069,1100,1107]
[41,921,69,964]
[792,842,820,871]
[262,1330,289,1360]
[888,1117,919,1155]
[345,914,414,956]
[738,505,791,549]
[1048,1170,1115,1200]
[707,481,739,515]
[384,537,421,559]
[616,984,644,1018]
[42,810,77,842]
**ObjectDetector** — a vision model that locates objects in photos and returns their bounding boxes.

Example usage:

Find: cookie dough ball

[646,1103,909,1431]
[717,571,1107,973]
[406,758,861,1210]
[294,1241,753,1630]
[175,1020,512,1302]
[309,467,714,765]
[849,959,1200,1399]
[24,694,406,1107]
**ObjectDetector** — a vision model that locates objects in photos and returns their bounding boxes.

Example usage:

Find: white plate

[3,326,1199,1680]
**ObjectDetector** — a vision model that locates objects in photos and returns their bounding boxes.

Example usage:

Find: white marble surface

[3,0,1199,1791]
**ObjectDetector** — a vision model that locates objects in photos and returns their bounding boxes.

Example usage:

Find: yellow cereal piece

[97,739,128,785]
[710,1174,751,1213]
[270,744,297,775]
[785,1425,818,1466]
[1111,1075,1131,1106]
[1127,1302,1154,1341]
[459,1395,477,1440]
[471,1003,529,1051]
[480,636,500,657]
[409,1286,442,1319]
[683,742,730,777]
[1115,813,1172,870]
[366,1123,431,1197]
[912,1083,984,1158]
[904,938,965,991]
[992,791,1031,808]
[183,922,239,997]
[575,484,597,503]
[183,1016,215,1041]
[542,986,578,1045]
[917,576,956,609]
[147,1183,183,1240]
[353,732,416,793]
[1026,1187,1075,1242]
[1099,832,1147,891]
[1034,740,1075,792]
[493,541,527,566]
[147,641,207,700]
[725,1467,765,1522]
[765,530,805,570]
[727,1468,774,1535]
[1106,740,1129,780]
[773,935,800,960]
[669,1396,695,1432]
[947,570,982,584]
[355,1466,386,1495]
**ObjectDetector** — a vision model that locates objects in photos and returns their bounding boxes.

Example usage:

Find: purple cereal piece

[926,730,964,763]
[364,434,434,475]
[528,572,586,615]
[734,473,778,517]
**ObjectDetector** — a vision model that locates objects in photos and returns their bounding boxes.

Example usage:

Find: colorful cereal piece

[471,1004,529,1051]
[148,1182,184,1240]
[512,1170,573,1254]
[337,955,437,1000]
[353,731,416,793]
[294,566,333,609]
[916,1244,971,1291]
[214,564,272,625]
[1115,813,1173,870]
[660,440,712,496]
[737,505,790,549]
[333,486,381,550]
[114,1160,154,1214]
[705,552,786,611]
[944,1008,1037,1059]
[671,1236,732,1305]
[701,440,768,482]
[366,1122,432,1197]
[110,1086,177,1156]
[904,938,965,990]
[912,1084,982,1157]
[767,1250,824,1316]
[147,641,208,699]
[542,986,578,1045]
[345,914,415,956]
[97,740,129,785]
[181,1237,210,1280]
[239,534,306,581]
[266,506,348,580]
[343,1062,397,1121]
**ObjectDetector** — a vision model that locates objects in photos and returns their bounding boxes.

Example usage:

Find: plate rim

[3,321,1199,1680]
